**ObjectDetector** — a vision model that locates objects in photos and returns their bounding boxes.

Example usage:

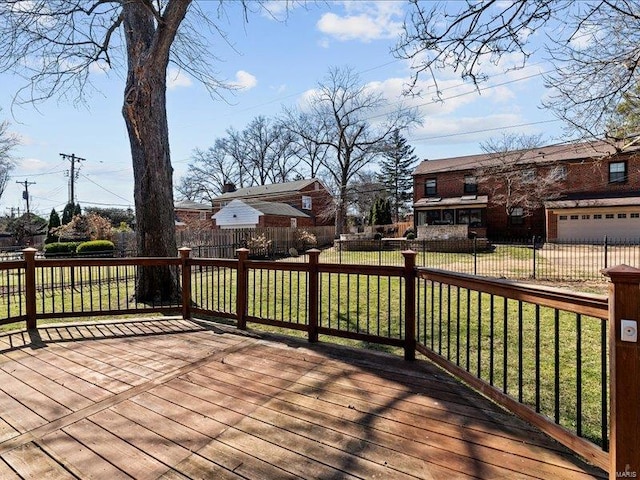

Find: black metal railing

[415,269,609,453]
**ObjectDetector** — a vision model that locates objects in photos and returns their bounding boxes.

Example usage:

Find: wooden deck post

[236,248,249,330]
[602,265,640,480]
[402,250,417,361]
[179,247,192,320]
[23,248,38,330]
[307,249,320,343]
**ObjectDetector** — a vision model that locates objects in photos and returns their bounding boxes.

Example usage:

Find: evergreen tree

[369,197,392,226]
[46,208,61,244]
[73,203,82,217]
[377,129,419,222]
[61,203,75,224]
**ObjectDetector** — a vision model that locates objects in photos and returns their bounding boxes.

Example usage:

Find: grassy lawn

[418,284,606,447]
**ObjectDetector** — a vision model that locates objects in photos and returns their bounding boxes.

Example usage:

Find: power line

[79,173,131,203]
[408,119,562,143]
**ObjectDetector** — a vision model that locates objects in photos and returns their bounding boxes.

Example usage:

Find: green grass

[418,284,607,447]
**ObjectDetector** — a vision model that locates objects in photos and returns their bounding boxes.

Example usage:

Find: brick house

[211,179,334,229]
[413,140,640,241]
[174,199,214,230]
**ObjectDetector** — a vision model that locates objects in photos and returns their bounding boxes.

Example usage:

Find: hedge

[43,242,82,255]
[76,240,115,254]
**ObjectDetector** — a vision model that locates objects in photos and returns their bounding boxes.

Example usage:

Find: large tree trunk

[122,1,187,302]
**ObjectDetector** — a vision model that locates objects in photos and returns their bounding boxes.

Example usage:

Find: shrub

[294,229,317,251]
[43,242,82,257]
[373,232,383,240]
[76,240,115,255]
[406,232,416,240]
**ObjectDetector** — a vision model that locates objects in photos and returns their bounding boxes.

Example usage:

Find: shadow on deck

[0,318,606,479]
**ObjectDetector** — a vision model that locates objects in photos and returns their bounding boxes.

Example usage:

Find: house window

[463,175,477,194]
[609,161,627,183]
[456,208,483,226]
[593,214,602,219]
[559,215,568,220]
[581,215,590,220]
[631,213,640,218]
[425,178,437,196]
[521,169,536,183]
[509,207,524,225]
[618,213,627,219]
[606,214,614,219]
[302,196,312,210]
[551,165,567,181]
[570,215,579,220]
[291,218,297,228]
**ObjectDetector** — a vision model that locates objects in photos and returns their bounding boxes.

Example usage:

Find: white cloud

[317,1,403,43]
[270,84,287,94]
[18,157,47,172]
[233,70,258,91]
[89,60,110,75]
[167,68,192,89]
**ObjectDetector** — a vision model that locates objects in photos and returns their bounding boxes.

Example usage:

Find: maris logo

[617,465,637,478]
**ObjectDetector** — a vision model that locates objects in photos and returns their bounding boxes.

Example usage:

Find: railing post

[23,248,38,330]
[307,249,320,343]
[179,247,192,320]
[602,265,640,480]
[402,250,417,361]
[236,248,249,330]
[604,235,609,269]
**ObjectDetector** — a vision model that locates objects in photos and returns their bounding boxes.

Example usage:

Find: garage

[546,197,640,243]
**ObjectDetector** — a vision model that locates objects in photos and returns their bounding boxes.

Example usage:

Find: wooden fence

[1,248,638,477]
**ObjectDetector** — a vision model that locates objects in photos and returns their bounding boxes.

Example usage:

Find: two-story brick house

[413,140,640,241]
[211,179,334,229]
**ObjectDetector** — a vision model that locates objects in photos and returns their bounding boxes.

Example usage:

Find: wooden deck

[0,318,606,479]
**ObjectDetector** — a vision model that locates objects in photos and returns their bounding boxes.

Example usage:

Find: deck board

[0,318,608,480]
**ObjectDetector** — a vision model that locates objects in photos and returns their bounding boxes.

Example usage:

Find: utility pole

[60,153,86,205]
[16,179,35,215]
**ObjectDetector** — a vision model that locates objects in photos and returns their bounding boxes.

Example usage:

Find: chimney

[222,182,236,193]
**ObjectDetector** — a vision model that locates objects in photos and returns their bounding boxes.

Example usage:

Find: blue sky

[0,1,562,218]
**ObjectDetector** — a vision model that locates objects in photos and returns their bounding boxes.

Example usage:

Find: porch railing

[1,248,638,477]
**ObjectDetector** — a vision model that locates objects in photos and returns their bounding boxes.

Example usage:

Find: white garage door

[557,212,640,242]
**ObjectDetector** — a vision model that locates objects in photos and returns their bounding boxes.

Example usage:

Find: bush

[406,232,416,240]
[76,240,115,255]
[373,232,383,240]
[43,242,82,256]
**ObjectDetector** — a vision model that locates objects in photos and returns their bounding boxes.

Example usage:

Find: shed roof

[213,199,310,219]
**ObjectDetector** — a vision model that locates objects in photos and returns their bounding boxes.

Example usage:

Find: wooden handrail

[419,268,609,319]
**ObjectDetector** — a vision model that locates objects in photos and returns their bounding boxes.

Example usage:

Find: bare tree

[241,116,297,185]
[476,133,562,219]
[177,140,238,203]
[283,111,330,179]
[290,67,419,235]
[0,1,274,301]
[395,1,640,141]
[0,109,19,202]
